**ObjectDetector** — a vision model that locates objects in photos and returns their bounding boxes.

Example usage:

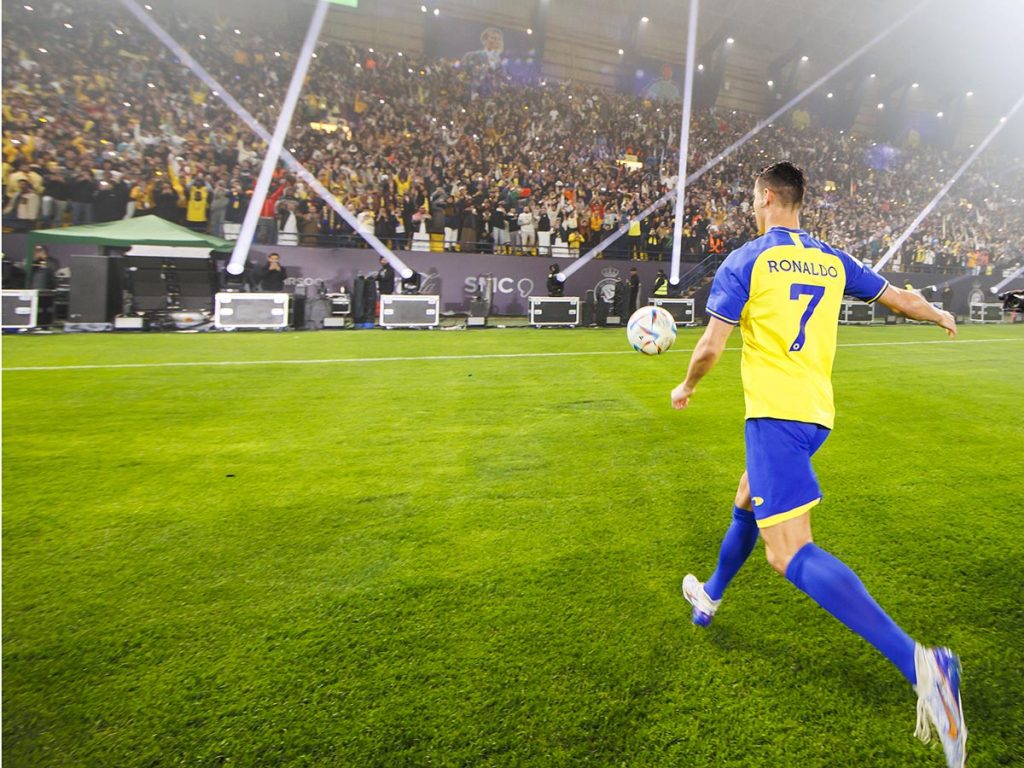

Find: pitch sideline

[2,337,1021,373]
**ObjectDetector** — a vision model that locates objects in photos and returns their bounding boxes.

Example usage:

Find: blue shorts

[745,417,830,529]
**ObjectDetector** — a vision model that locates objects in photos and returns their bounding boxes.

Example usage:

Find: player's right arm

[672,245,751,409]
[671,317,735,409]
[876,285,957,338]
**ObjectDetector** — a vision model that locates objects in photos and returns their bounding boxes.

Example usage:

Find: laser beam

[560,0,932,282]
[669,0,700,286]
[120,0,412,277]
[874,92,1024,272]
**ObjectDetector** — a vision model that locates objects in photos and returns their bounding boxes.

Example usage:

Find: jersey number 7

[789,283,826,351]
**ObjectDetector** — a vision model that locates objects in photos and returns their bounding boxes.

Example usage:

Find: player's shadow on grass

[693,588,906,708]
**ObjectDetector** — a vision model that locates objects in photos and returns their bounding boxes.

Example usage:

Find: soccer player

[672,162,966,768]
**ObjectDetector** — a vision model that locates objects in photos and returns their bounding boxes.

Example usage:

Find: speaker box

[69,255,122,323]
[2,289,38,328]
[214,293,290,329]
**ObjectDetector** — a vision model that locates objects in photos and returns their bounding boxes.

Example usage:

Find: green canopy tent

[24,216,233,285]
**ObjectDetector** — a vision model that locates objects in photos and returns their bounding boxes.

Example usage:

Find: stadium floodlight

[118,0,412,278]
[801,55,809,61]
[966,90,974,96]
[726,37,734,44]
[559,0,935,280]
[641,16,649,22]
[875,91,1024,272]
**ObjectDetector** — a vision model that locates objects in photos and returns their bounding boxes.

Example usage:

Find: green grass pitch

[3,324,1022,767]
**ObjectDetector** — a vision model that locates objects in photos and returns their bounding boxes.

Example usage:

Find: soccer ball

[626,305,677,355]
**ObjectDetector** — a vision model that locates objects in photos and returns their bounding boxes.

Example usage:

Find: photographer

[257,252,287,292]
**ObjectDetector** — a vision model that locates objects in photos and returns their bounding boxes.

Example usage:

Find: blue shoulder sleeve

[823,243,889,303]
[706,244,757,324]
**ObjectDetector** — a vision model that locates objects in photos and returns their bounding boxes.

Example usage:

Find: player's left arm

[671,318,735,410]
[876,285,957,337]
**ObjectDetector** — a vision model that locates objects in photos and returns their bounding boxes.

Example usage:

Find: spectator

[519,205,537,255]
[3,178,40,231]
[69,169,97,226]
[209,183,229,239]
[185,181,210,231]
[2,0,1020,276]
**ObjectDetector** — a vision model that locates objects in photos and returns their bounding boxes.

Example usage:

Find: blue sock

[704,506,759,601]
[786,543,917,685]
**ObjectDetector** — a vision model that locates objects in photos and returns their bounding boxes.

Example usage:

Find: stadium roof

[639,0,1024,116]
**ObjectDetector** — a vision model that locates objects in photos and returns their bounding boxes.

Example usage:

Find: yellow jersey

[705,226,887,429]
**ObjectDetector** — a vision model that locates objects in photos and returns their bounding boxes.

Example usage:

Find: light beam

[669,0,700,286]
[559,0,933,282]
[120,0,413,277]
[874,92,1024,272]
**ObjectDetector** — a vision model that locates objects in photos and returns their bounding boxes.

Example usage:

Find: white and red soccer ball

[626,305,677,355]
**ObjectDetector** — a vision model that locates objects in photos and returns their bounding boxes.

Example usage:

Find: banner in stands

[435,19,539,84]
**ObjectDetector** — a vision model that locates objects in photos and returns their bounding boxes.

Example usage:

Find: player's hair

[755,161,805,208]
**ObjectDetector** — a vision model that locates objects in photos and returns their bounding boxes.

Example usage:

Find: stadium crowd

[2,0,1021,274]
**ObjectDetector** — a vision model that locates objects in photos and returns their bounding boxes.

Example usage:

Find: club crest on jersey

[766,259,839,278]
